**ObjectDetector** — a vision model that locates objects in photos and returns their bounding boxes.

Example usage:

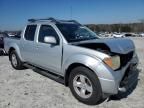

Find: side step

[23,64,65,85]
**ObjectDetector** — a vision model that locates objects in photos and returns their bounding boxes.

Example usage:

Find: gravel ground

[0,37,144,108]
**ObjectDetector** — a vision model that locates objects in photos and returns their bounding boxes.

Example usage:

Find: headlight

[103,55,120,70]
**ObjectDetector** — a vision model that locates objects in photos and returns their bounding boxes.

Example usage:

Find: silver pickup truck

[4,18,138,105]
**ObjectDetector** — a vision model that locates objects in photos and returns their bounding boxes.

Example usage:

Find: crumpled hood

[71,38,135,54]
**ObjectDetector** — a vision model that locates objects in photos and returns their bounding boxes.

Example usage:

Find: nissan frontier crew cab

[4,18,139,105]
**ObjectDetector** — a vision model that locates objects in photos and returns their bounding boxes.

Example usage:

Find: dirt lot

[0,37,144,108]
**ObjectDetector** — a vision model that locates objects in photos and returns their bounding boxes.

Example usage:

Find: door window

[38,25,59,44]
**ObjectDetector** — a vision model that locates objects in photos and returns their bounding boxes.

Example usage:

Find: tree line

[1,22,144,34]
[86,23,144,33]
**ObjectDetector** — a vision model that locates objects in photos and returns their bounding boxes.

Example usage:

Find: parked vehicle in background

[124,33,140,37]
[4,18,139,105]
[0,33,8,55]
[97,32,113,38]
[7,33,16,37]
[112,33,125,38]
[140,33,144,37]
[124,33,132,37]
[98,32,106,38]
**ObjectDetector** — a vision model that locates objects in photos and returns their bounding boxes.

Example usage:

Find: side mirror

[44,36,57,44]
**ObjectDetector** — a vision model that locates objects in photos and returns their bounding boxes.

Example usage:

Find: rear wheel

[69,66,102,105]
[10,50,24,70]
[0,50,3,56]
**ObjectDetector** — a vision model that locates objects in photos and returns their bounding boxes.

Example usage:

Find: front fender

[63,54,116,80]
[63,54,102,77]
[63,54,119,94]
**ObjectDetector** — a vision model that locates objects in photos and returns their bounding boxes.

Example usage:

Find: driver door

[34,25,62,74]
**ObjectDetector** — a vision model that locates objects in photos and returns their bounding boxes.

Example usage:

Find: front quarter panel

[62,44,111,78]
[62,44,120,94]
[63,54,102,76]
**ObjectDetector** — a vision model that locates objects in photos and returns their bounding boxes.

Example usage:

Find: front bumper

[97,54,139,95]
[118,56,138,92]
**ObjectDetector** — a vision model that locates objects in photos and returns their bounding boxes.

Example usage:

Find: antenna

[70,0,73,20]
[70,6,72,20]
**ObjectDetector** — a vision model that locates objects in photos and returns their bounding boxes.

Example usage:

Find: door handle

[35,45,40,50]
[35,47,39,50]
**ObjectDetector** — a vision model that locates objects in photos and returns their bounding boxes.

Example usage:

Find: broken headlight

[103,55,120,70]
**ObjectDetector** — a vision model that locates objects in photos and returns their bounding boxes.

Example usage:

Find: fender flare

[8,43,24,61]
[62,54,102,85]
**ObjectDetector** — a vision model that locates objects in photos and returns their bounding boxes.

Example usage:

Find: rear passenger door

[21,25,37,63]
[34,24,62,74]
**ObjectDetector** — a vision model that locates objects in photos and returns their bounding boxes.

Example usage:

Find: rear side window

[24,25,37,41]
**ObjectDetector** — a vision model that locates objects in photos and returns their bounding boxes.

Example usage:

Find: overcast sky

[0,0,144,30]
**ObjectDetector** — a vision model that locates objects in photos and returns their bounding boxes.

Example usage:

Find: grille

[120,51,134,67]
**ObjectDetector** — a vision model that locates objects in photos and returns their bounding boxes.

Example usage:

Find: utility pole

[119,23,122,33]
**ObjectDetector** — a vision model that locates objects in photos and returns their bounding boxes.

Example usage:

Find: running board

[23,64,65,85]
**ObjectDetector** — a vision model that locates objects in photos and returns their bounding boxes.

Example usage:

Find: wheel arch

[8,45,24,61]
[64,63,99,86]
[63,54,102,86]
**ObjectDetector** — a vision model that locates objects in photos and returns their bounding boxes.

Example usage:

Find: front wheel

[9,50,24,70]
[69,66,103,105]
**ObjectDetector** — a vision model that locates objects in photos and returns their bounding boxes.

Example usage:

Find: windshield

[56,24,98,42]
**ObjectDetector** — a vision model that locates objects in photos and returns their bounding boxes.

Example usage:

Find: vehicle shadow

[107,68,141,101]
[0,50,7,56]
[0,53,7,56]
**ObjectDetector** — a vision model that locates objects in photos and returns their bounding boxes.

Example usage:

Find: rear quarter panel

[4,37,24,61]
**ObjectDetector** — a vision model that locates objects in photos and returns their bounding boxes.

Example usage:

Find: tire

[0,50,3,56]
[9,50,24,70]
[69,66,102,105]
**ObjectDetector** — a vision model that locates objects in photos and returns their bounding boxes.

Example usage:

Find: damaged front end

[71,38,136,71]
